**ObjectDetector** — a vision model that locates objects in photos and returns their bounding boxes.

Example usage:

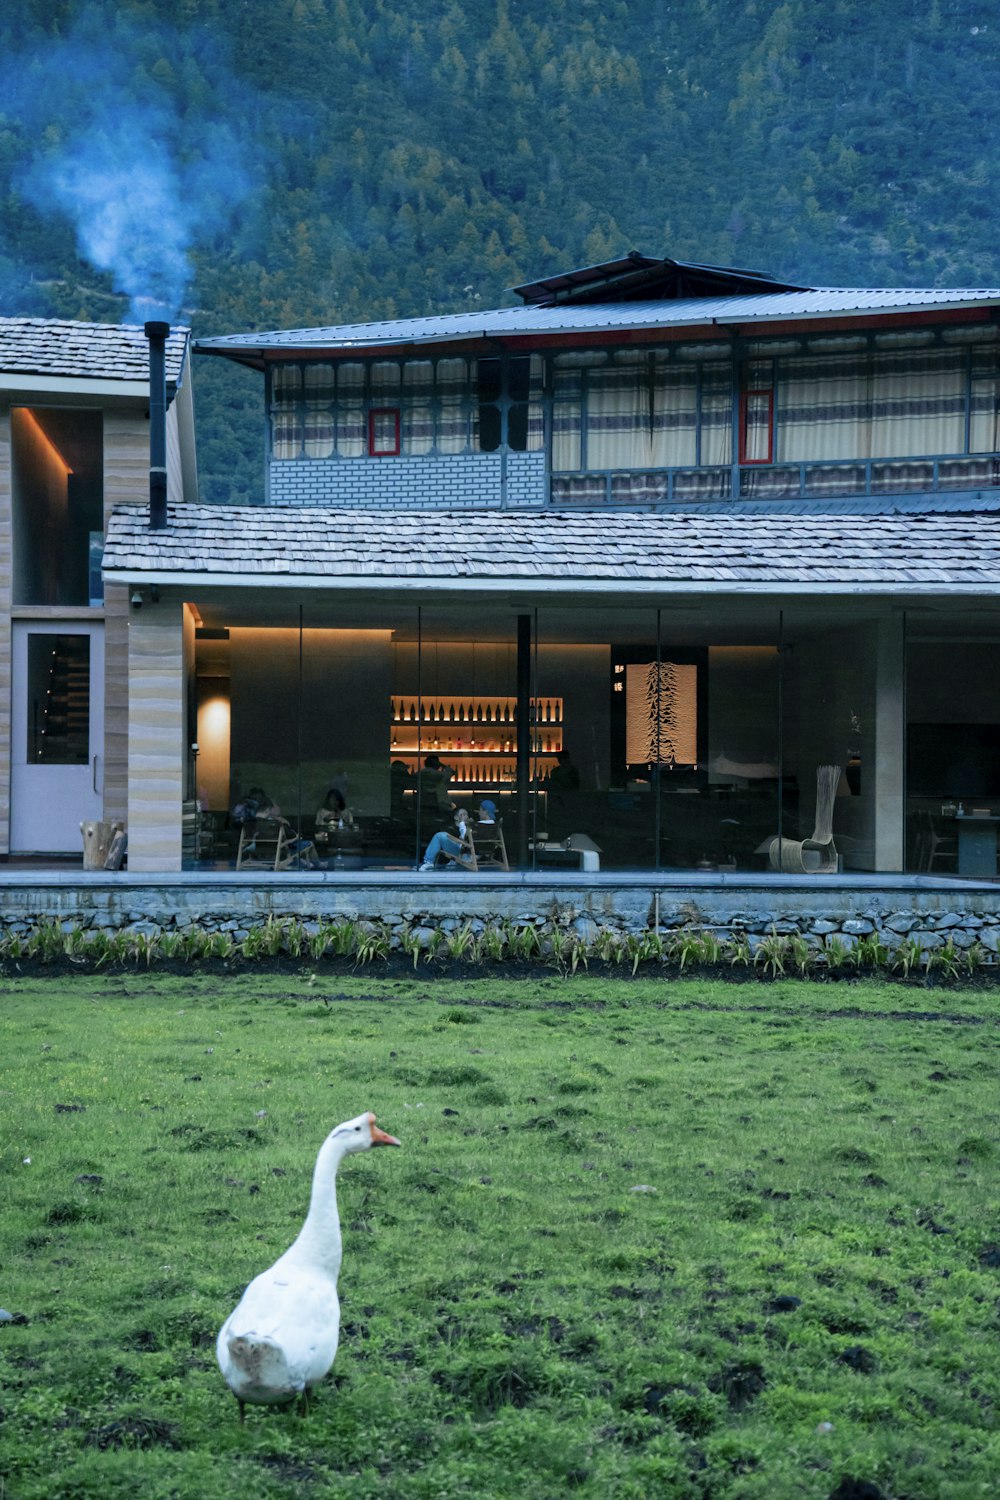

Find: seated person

[548,749,581,791]
[315,785,354,833]
[477,798,497,825]
[231,785,271,850]
[418,753,455,811]
[419,807,470,872]
[234,786,323,868]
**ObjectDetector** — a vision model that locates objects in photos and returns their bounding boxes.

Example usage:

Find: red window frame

[738,387,774,464]
[368,407,401,456]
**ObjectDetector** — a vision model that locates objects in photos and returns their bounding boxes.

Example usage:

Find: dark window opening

[478,405,502,453]
[12,407,103,606]
[508,403,529,451]
[477,358,502,404]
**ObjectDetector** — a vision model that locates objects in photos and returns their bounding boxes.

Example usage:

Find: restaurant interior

[186,595,1000,877]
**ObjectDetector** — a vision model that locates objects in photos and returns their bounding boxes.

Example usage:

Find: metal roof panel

[194,289,1000,359]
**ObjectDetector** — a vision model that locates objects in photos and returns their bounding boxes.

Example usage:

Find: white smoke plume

[3,11,260,323]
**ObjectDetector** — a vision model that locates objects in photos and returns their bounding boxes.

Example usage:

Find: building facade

[93,256,1000,877]
[0,319,195,860]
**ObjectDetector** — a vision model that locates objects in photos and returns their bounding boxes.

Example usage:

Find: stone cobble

[0,885,998,959]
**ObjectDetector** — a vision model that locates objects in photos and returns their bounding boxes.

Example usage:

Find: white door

[10,622,104,854]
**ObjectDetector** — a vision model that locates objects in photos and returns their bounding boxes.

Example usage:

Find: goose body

[217,1111,400,1418]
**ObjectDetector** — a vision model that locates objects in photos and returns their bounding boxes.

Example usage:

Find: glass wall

[777,608,881,875]
[184,593,1000,880]
[905,611,1000,877]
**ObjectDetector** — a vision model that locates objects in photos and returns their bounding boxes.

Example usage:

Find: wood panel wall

[103,407,150,826]
[127,603,184,871]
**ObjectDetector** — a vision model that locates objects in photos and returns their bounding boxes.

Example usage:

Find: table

[954,815,1000,877]
[315,825,365,868]
[530,838,601,871]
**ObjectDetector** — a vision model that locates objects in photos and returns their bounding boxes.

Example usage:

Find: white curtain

[401,361,434,455]
[586,354,650,469]
[335,363,365,458]
[523,354,545,451]
[970,345,1000,453]
[437,358,470,454]
[551,351,603,471]
[303,362,335,459]
[869,349,965,458]
[650,358,698,469]
[778,354,869,462]
[271,365,302,460]
[779,348,967,462]
[700,362,733,466]
[741,358,773,463]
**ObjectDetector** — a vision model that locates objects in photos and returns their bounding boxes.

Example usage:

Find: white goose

[217,1111,401,1420]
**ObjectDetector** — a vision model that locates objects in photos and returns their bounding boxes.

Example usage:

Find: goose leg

[297,1388,311,1418]
[237,1398,246,1424]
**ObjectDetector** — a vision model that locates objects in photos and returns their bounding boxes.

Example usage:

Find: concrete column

[127,602,184,871]
[874,615,905,872]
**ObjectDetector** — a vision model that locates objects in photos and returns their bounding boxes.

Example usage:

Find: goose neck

[293,1133,348,1269]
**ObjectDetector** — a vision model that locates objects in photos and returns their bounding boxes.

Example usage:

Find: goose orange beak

[368,1113,401,1147]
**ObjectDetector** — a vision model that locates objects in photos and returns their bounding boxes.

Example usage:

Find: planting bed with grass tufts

[2,972,1000,1498]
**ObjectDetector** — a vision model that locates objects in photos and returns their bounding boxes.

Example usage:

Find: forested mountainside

[2,0,1000,503]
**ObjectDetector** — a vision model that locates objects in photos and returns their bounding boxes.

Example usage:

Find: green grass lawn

[1,971,999,1500]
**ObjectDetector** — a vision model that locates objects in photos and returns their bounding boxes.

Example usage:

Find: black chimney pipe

[144,320,170,531]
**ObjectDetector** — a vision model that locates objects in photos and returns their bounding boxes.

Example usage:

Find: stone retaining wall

[2,876,999,957]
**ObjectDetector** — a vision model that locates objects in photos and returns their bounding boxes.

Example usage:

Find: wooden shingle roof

[0,318,188,386]
[102,503,1000,593]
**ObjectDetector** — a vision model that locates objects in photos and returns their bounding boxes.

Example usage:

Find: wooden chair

[915,809,958,871]
[769,764,841,874]
[236,816,299,870]
[470,818,510,871]
[447,824,480,872]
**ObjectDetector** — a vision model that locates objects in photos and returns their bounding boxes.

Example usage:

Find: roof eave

[193,298,1000,366]
[100,566,998,597]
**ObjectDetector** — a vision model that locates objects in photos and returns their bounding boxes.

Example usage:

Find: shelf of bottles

[390,696,563,788]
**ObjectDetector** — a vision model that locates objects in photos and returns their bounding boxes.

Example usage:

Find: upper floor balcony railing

[549,453,1000,508]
